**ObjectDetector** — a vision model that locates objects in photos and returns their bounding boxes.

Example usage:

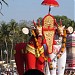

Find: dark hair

[23,69,44,75]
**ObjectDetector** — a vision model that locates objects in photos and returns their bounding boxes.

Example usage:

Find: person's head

[23,69,44,75]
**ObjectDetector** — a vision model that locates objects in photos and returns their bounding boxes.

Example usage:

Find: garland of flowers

[31,29,47,60]
[49,29,67,70]
[57,29,67,59]
[49,62,53,70]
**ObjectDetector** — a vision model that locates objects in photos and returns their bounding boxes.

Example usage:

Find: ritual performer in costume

[24,20,46,72]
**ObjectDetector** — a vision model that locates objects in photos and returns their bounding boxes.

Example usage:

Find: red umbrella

[41,0,59,7]
[41,0,59,13]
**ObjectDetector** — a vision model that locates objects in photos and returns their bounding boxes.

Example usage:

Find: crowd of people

[64,70,75,75]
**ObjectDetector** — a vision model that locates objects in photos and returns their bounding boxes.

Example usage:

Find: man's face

[37,36,42,45]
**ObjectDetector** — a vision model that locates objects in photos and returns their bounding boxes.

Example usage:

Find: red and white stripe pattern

[66,59,75,69]
[66,31,75,47]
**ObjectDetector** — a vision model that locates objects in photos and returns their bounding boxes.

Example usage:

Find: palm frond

[2,0,8,6]
[0,11,4,16]
[0,1,2,10]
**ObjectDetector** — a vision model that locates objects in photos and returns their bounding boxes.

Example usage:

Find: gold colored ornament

[63,38,66,42]
[49,62,53,70]
[61,48,64,53]
[44,15,54,28]
[63,29,67,37]
[62,43,66,48]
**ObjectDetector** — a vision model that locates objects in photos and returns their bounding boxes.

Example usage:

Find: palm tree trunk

[10,40,13,61]
[5,37,9,74]
[1,48,3,72]
[11,40,14,75]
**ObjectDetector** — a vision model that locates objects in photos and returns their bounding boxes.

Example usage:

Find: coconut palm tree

[0,22,10,72]
[7,19,19,75]
[8,19,19,61]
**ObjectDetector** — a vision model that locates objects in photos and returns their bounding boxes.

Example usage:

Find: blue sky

[0,0,75,22]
